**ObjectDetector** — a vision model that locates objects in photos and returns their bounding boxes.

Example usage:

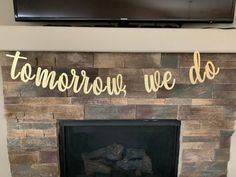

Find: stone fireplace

[59,119,180,177]
[0,51,235,177]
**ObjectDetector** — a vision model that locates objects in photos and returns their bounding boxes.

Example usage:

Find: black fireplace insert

[59,120,180,177]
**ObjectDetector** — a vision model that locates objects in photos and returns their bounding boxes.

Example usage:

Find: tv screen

[14,0,235,23]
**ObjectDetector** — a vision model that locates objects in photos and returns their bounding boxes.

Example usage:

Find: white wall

[0,68,11,177]
[228,125,236,177]
[2,27,236,53]
[0,0,236,176]
[0,0,39,26]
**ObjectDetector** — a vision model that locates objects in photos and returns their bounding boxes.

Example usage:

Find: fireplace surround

[0,51,235,177]
[59,120,180,177]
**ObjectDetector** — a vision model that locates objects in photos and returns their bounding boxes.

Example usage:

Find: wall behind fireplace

[1,0,236,28]
[0,1,236,176]
[229,128,236,176]
[0,52,235,177]
[0,67,11,177]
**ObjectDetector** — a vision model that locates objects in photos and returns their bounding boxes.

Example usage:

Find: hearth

[59,120,180,177]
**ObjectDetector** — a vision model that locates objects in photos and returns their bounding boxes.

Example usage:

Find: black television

[13,0,235,23]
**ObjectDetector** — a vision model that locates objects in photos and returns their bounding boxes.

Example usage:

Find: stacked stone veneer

[0,52,236,177]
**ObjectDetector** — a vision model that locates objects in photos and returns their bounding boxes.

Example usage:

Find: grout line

[35,57,39,67]
[160,53,163,68]
[92,53,95,68]
[135,104,137,119]
[83,104,86,120]
[177,105,180,120]
[54,56,57,67]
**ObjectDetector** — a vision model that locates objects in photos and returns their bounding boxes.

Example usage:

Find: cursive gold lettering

[35,68,57,89]
[189,51,220,84]
[6,51,27,80]
[144,70,176,93]
[20,63,36,82]
[6,51,127,96]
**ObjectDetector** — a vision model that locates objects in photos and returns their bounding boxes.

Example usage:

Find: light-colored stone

[182,149,214,162]
[182,142,219,149]
[26,129,44,137]
[94,53,125,68]
[85,105,136,119]
[179,106,224,120]
[111,97,128,105]
[9,152,39,164]
[136,105,178,119]
[127,98,165,105]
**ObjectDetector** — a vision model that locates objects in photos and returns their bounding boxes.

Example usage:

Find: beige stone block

[56,52,93,68]
[5,104,84,114]
[43,129,57,138]
[192,99,236,106]
[165,98,192,105]
[182,129,219,136]
[21,97,71,105]
[26,129,44,137]
[9,152,39,164]
[71,97,111,105]
[108,68,143,77]
[182,149,214,162]
[182,120,201,130]
[5,112,24,120]
[182,142,219,150]
[200,120,228,129]
[18,112,54,120]
[53,112,84,120]
[8,129,26,138]
[31,163,58,177]
[3,82,23,97]
[94,53,125,68]
[85,105,136,119]
[124,53,161,68]
[111,97,128,105]
[179,106,224,120]
[136,105,178,119]
[192,99,214,106]
[127,98,165,105]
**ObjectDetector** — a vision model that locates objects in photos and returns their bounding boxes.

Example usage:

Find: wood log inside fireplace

[81,143,153,176]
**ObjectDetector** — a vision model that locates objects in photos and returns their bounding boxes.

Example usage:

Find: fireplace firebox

[59,120,180,177]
